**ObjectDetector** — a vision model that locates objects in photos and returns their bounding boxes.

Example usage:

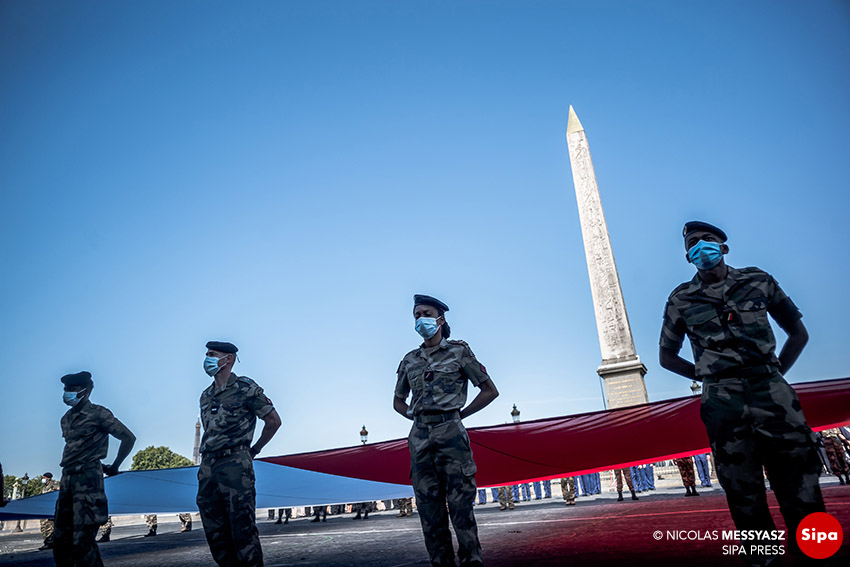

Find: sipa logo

[796,512,843,559]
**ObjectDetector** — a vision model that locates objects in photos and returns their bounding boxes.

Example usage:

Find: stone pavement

[1,479,847,566]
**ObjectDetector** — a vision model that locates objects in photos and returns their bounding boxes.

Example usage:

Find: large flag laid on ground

[3,377,847,520]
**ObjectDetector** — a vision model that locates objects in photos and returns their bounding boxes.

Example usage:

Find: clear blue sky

[2,0,848,478]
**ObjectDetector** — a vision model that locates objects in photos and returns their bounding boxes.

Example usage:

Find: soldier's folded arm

[659,346,697,380]
[251,407,281,457]
[393,394,412,419]
[103,418,136,476]
[459,377,498,420]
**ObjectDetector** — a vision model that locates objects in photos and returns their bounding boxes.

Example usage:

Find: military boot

[691,485,699,496]
[630,490,639,501]
[144,526,157,537]
[617,490,624,501]
[684,486,694,497]
[353,511,362,520]
[97,533,110,543]
[363,509,369,520]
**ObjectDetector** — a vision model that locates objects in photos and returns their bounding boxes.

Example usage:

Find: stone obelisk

[566,106,648,409]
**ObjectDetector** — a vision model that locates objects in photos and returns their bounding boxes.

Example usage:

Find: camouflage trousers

[145,514,157,529]
[179,513,193,530]
[394,498,414,516]
[99,517,112,538]
[674,457,696,487]
[614,468,634,492]
[409,417,483,567]
[41,518,54,543]
[497,486,514,509]
[53,465,108,567]
[560,477,576,504]
[700,372,825,555]
[823,437,849,475]
[197,450,263,567]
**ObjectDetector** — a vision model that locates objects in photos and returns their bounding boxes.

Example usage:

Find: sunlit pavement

[2,480,848,566]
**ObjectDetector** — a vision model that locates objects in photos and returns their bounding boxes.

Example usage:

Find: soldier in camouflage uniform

[394,295,499,567]
[821,428,850,484]
[559,477,576,505]
[496,486,514,510]
[197,341,282,567]
[613,469,638,501]
[674,457,699,496]
[394,498,414,517]
[53,371,136,567]
[97,517,112,543]
[143,514,157,536]
[38,472,60,550]
[178,512,193,532]
[659,221,825,558]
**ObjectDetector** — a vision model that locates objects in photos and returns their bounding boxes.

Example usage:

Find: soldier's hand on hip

[102,464,120,477]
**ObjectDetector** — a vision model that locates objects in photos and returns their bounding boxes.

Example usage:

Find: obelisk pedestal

[566,106,648,409]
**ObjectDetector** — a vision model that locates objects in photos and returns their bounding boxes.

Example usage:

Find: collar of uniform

[207,372,238,396]
[687,265,742,293]
[420,337,449,355]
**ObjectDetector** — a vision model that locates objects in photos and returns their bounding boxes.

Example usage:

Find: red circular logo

[796,512,843,559]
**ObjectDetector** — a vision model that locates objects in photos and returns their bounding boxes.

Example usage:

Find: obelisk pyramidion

[566,106,648,409]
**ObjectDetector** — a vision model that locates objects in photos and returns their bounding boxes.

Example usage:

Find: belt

[415,410,460,424]
[61,462,102,474]
[202,444,250,459]
[704,365,778,383]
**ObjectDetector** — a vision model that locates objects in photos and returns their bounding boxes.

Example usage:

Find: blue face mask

[415,317,441,339]
[204,356,225,377]
[63,391,83,407]
[687,240,724,270]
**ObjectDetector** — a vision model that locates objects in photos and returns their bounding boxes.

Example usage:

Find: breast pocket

[432,362,463,394]
[221,402,245,423]
[683,305,724,345]
[733,296,771,341]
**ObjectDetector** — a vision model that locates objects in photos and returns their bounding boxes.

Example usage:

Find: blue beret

[205,341,238,354]
[683,221,727,243]
[414,294,449,313]
[61,371,92,387]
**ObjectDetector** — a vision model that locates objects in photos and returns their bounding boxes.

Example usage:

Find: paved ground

[1,480,848,566]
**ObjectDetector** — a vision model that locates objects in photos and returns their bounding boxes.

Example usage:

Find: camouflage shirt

[199,372,274,454]
[60,399,133,470]
[660,265,802,378]
[41,479,59,494]
[394,338,491,417]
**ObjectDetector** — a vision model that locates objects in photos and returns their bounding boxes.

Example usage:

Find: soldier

[178,513,193,532]
[143,514,157,537]
[496,486,514,511]
[38,472,60,550]
[0,461,7,507]
[659,221,825,557]
[613,469,638,501]
[394,498,414,517]
[96,517,112,543]
[674,457,699,497]
[394,295,499,567]
[559,477,576,506]
[309,505,327,523]
[53,371,136,567]
[197,341,282,567]
[352,502,371,520]
[822,428,850,485]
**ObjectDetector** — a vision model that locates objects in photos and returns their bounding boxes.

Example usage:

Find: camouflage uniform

[40,477,60,546]
[178,513,193,531]
[661,265,825,552]
[144,514,157,536]
[394,498,414,517]
[822,429,850,480]
[198,372,274,567]
[53,400,132,567]
[613,468,634,492]
[395,337,490,567]
[559,477,576,505]
[674,457,696,488]
[496,486,514,510]
[98,517,112,540]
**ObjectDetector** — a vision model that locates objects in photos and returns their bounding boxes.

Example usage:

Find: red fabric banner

[264,377,850,487]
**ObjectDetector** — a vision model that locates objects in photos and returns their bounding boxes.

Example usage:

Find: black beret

[683,221,727,243]
[413,294,449,313]
[205,341,238,354]
[43,472,53,479]
[61,371,92,387]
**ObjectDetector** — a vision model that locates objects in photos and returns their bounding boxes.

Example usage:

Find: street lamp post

[360,425,368,445]
[511,404,520,424]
